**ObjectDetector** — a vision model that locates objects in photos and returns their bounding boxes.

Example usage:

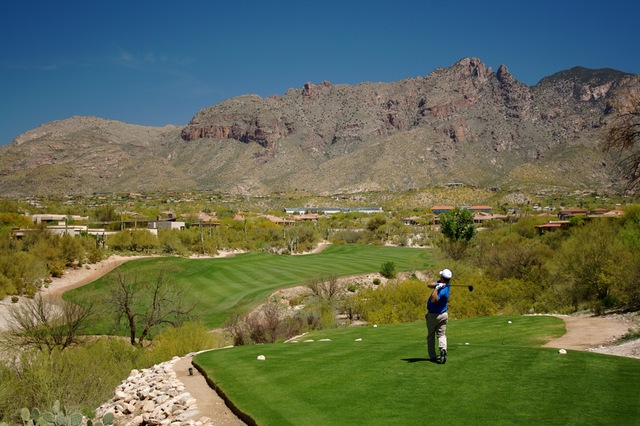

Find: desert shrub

[105,231,132,251]
[142,321,229,366]
[306,274,342,302]
[0,339,140,423]
[474,232,553,281]
[380,261,396,279]
[548,219,622,312]
[339,295,360,322]
[329,229,367,244]
[510,216,548,238]
[157,229,188,255]
[0,275,15,299]
[618,326,640,344]
[225,303,306,346]
[355,279,428,324]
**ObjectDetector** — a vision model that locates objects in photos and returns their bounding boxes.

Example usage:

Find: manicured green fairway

[66,244,431,331]
[195,315,640,426]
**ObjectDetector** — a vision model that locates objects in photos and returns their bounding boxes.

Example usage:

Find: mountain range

[1,57,638,197]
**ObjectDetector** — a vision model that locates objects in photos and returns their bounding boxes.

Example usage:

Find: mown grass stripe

[66,245,433,331]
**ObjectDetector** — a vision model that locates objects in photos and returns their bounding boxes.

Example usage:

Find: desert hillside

[1,58,638,196]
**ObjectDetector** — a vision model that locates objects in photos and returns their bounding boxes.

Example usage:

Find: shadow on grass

[401,357,438,363]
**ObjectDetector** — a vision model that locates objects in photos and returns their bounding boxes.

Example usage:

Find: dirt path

[45,255,145,301]
[173,355,247,425]
[543,315,631,350]
[543,314,640,358]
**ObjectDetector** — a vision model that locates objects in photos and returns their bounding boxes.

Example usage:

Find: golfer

[426,269,452,364]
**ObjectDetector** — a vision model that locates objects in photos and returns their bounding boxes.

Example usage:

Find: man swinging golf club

[426,269,452,364]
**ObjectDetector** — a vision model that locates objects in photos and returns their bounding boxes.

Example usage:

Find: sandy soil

[543,313,640,358]
[1,250,638,424]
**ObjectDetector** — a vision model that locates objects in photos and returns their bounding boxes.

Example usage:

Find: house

[284,207,383,215]
[29,214,89,225]
[11,226,106,239]
[293,213,320,222]
[147,214,186,231]
[472,212,508,223]
[431,206,455,215]
[262,214,295,225]
[469,205,493,214]
[348,207,383,214]
[557,208,588,219]
[535,221,570,235]
[285,207,309,214]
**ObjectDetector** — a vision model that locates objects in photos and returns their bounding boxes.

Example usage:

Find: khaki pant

[426,311,448,359]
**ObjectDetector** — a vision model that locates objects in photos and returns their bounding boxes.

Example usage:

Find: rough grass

[194,315,640,426]
[65,244,431,333]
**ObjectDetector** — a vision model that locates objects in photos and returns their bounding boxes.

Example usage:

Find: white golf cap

[440,269,452,280]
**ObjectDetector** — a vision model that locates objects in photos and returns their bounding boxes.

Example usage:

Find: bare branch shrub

[106,269,196,346]
[1,295,94,351]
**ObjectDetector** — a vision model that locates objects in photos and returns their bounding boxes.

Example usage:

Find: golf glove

[436,283,445,290]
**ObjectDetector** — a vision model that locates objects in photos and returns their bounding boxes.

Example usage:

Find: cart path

[543,314,632,350]
[173,355,247,425]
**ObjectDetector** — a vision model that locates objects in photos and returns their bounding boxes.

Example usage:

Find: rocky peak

[496,64,514,84]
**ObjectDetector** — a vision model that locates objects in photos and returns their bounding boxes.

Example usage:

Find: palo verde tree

[106,268,196,346]
[603,91,640,190]
[438,207,476,260]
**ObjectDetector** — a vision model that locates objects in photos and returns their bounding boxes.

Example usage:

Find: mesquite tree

[107,269,195,346]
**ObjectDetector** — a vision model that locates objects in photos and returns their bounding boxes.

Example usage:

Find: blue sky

[1,0,639,146]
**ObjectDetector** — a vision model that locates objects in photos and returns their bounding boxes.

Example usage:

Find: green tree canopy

[439,208,476,242]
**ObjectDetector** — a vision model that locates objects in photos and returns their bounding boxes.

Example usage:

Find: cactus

[42,412,55,423]
[16,402,115,426]
[69,413,83,426]
[102,412,114,425]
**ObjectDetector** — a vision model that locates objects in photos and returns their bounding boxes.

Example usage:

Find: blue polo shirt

[427,284,450,314]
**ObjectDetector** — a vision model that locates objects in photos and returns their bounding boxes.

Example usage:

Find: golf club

[448,284,474,292]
